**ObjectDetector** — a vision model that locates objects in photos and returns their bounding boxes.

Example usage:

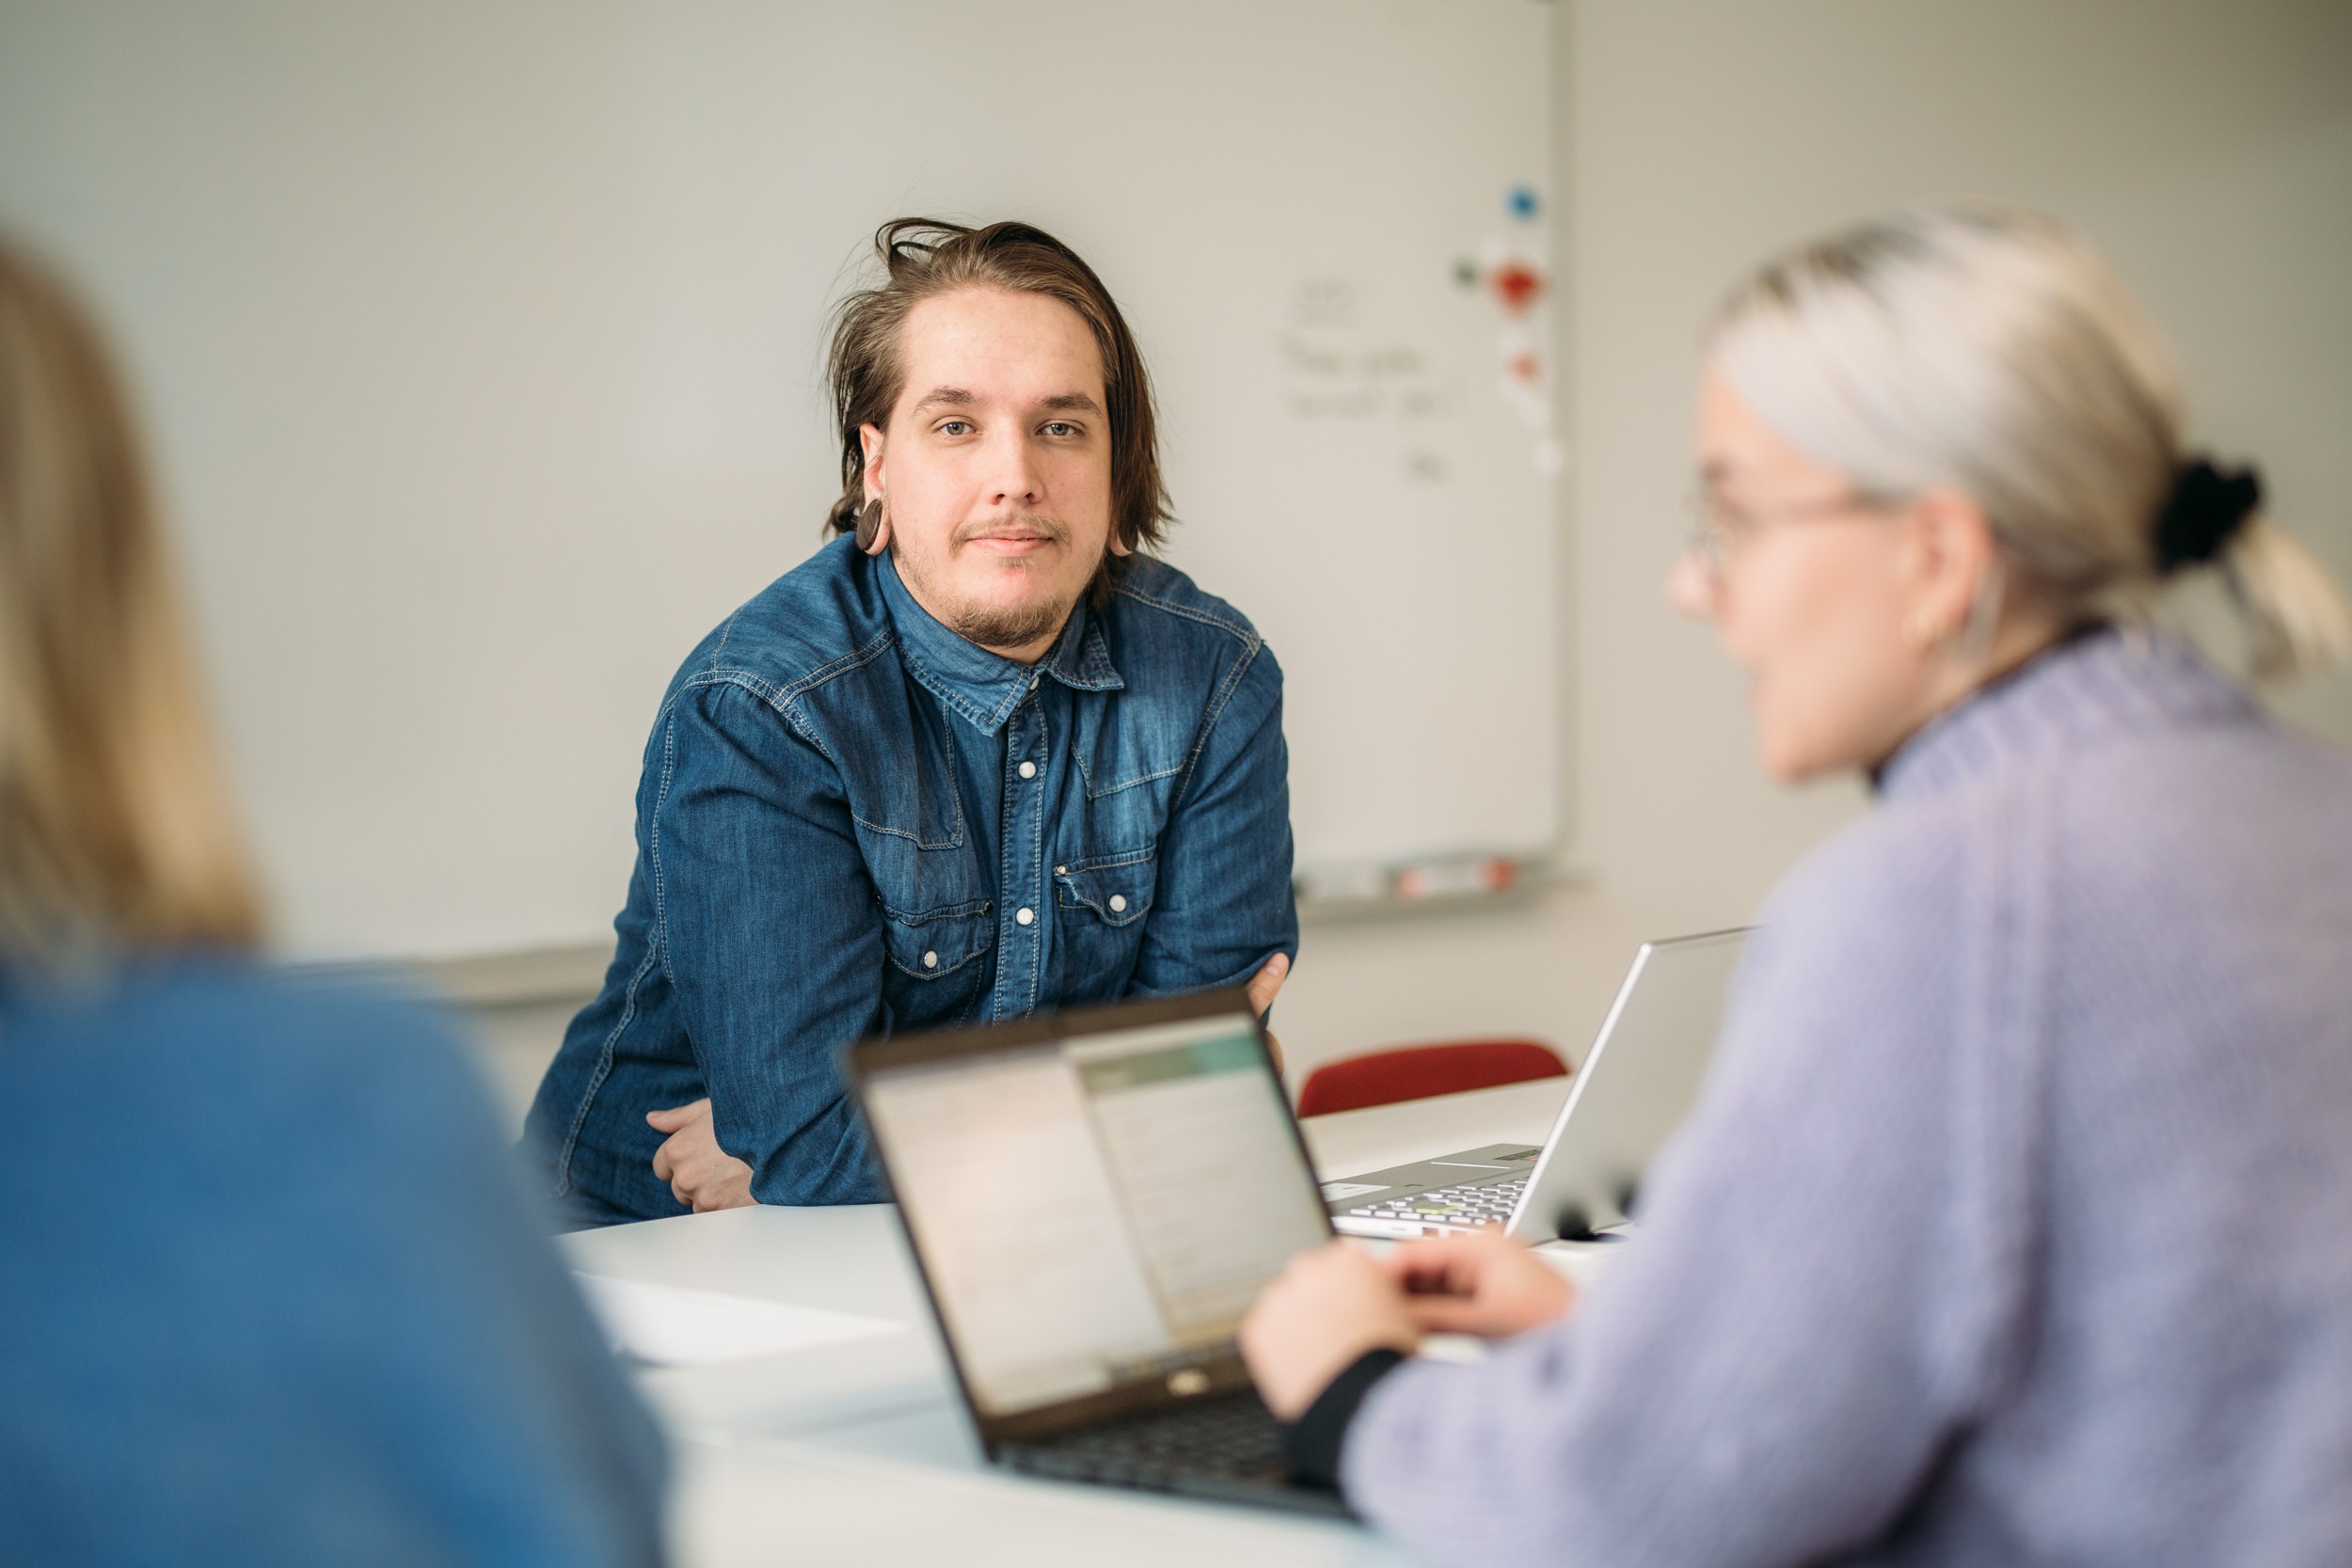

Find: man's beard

[945,593,1079,652]
[903,513,1100,653]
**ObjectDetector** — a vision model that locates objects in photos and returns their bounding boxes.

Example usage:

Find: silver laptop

[1325,927,1751,1242]
[850,989,1347,1515]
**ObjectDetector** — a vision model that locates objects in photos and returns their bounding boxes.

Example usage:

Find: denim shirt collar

[877,550,1124,736]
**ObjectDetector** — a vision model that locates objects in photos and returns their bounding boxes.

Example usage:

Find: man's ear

[855,423,894,554]
[1106,528,1134,559]
[858,422,887,500]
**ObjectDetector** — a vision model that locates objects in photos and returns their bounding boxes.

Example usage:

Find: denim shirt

[525,538,1297,1223]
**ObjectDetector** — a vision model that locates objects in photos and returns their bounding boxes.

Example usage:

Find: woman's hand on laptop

[647,1099,756,1212]
[1240,1242,1420,1419]
[1384,1230,1574,1339]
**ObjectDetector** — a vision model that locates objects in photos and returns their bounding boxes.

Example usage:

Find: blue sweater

[0,961,666,1566]
[1344,630,2352,1565]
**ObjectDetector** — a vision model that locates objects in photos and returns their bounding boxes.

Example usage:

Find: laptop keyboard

[1343,1175,1525,1226]
[1004,1392,1291,1485]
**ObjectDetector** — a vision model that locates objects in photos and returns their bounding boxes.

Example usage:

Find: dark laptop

[850,989,1348,1517]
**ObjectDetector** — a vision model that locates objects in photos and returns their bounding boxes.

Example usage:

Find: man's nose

[984,426,1044,507]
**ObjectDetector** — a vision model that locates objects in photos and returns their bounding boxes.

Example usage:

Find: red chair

[1295,1038,1569,1117]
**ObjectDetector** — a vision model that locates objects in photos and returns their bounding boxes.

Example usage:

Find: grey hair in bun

[1708,205,2349,680]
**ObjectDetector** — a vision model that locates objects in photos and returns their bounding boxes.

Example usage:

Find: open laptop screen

[860,1001,1327,1418]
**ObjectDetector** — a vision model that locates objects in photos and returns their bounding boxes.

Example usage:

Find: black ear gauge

[855,498,885,553]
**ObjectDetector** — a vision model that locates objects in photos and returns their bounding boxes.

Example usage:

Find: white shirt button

[1018,760,1038,780]
[1015,907,1035,927]
[1108,894,1128,912]
[922,950,939,969]
[1027,673,1040,691]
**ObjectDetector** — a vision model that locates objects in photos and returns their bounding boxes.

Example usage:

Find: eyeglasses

[1682,485,1891,587]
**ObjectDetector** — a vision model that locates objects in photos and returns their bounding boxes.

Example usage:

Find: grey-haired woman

[1242,207,2352,1568]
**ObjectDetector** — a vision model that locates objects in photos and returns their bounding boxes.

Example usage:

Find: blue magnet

[1506,184,1540,221]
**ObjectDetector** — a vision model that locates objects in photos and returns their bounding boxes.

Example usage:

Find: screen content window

[865,1013,1329,1416]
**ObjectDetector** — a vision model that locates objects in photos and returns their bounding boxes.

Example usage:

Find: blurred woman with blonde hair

[0,236,666,1565]
[1242,207,2352,1567]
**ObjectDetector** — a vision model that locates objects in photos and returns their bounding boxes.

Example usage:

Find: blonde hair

[1708,205,2352,680]
[0,236,262,958]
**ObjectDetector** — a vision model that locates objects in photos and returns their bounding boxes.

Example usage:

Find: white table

[563,1078,1574,1567]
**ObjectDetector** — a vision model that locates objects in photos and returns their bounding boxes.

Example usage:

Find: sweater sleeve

[1340,808,2036,1567]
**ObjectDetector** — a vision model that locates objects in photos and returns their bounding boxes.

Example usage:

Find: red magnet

[1488,261,1546,314]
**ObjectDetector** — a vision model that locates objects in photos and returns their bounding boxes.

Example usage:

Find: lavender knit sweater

[1343,630,2352,1565]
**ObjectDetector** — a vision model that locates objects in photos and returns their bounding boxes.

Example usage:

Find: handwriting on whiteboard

[1274,277,1453,483]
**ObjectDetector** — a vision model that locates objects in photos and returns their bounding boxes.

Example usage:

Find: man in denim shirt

[526,221,1297,1226]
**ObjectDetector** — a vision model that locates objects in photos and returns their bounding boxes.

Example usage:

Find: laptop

[850,989,1348,1516]
[1325,927,1752,1243]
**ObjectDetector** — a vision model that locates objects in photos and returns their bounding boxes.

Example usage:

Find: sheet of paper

[577,1274,904,1369]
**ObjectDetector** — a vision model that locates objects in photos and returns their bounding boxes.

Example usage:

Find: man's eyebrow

[908,386,977,415]
[1040,392,1104,414]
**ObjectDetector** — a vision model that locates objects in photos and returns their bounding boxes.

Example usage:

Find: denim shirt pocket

[1054,850,1159,994]
[879,897,995,1026]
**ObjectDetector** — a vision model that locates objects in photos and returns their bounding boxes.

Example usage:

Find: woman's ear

[1901,488,1998,647]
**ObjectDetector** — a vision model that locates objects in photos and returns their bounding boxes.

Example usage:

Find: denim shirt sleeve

[1125,647,1299,998]
[655,675,887,1205]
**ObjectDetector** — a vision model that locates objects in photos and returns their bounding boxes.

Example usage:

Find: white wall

[1260,0,2352,1088]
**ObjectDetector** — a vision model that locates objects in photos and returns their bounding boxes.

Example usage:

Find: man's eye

[1041,420,1079,437]
[937,420,973,436]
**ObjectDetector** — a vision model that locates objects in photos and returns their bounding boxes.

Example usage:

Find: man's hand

[1239,1241,1420,1419]
[646,1099,756,1213]
[1380,1228,1574,1338]
[1247,950,1291,1075]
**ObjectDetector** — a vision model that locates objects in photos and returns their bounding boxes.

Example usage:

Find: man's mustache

[952,513,1071,547]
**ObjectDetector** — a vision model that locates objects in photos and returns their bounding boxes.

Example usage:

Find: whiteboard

[0,0,1558,961]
